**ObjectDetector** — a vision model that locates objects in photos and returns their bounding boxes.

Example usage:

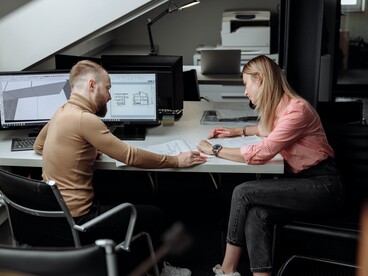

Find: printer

[221,10,271,54]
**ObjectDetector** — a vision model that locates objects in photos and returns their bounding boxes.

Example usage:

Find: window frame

[341,0,365,12]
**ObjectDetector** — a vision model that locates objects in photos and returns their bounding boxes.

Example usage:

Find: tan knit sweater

[34,93,178,216]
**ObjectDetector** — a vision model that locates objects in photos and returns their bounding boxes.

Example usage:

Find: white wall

[0,0,167,71]
[109,0,281,64]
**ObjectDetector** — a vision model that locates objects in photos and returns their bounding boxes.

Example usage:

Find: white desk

[0,101,284,174]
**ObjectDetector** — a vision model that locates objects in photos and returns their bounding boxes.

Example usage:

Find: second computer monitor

[101,55,184,118]
[0,71,70,129]
[0,71,158,140]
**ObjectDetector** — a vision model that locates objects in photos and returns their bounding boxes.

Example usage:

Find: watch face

[213,144,222,150]
[212,144,223,156]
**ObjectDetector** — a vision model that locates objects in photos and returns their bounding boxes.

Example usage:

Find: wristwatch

[212,144,223,157]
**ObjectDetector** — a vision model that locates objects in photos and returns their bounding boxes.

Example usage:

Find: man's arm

[33,122,49,155]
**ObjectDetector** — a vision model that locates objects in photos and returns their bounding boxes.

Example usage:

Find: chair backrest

[317,100,364,125]
[0,169,80,247]
[323,123,368,220]
[0,239,118,276]
[183,69,201,101]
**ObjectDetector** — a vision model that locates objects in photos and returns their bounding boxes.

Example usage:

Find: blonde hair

[69,60,107,89]
[242,55,301,132]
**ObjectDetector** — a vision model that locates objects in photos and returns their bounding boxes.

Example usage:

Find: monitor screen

[103,72,158,125]
[101,55,184,119]
[0,70,158,140]
[0,71,70,128]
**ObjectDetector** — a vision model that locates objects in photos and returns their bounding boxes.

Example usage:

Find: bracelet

[242,126,247,136]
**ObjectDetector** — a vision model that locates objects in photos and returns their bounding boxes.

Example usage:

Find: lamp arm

[147,23,156,55]
[148,8,170,25]
[147,9,171,55]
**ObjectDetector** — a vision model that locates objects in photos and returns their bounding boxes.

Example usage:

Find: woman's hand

[177,151,206,168]
[208,127,240,139]
[197,140,214,155]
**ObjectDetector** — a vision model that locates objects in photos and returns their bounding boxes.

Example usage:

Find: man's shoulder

[80,111,104,125]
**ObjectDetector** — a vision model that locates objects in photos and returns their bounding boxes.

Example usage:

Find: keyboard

[11,137,36,151]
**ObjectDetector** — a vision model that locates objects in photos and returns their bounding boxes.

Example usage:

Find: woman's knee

[232,183,247,202]
[232,181,257,203]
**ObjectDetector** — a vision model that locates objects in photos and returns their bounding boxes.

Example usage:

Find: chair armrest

[276,255,357,276]
[74,202,137,251]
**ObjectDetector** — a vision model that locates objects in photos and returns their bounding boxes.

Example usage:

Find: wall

[0,0,166,71]
[0,0,32,20]
[106,0,281,65]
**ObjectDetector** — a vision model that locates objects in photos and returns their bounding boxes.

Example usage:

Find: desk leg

[148,172,158,194]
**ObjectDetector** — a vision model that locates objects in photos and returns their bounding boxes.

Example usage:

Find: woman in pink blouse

[197,55,343,276]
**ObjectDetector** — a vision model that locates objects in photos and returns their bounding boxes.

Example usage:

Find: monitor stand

[111,125,146,140]
[28,127,43,137]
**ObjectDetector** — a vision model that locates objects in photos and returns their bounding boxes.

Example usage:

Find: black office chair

[0,168,159,276]
[317,100,364,125]
[276,255,357,276]
[0,239,119,276]
[271,123,368,276]
[183,69,209,101]
[183,69,200,101]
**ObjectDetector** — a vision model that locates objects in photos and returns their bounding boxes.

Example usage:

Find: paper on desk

[141,139,191,155]
[208,101,259,121]
[214,102,247,110]
[207,135,262,147]
[216,109,258,120]
[115,139,201,167]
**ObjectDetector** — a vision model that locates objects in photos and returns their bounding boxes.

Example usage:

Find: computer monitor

[0,71,70,130]
[103,71,158,140]
[55,54,101,70]
[0,70,158,140]
[101,55,184,120]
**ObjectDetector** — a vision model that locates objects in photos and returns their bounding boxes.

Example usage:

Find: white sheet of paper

[115,139,194,167]
[141,139,191,156]
[208,135,262,147]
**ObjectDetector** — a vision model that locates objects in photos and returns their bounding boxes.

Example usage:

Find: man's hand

[177,151,206,168]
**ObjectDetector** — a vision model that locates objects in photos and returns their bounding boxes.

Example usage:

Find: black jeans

[226,158,344,273]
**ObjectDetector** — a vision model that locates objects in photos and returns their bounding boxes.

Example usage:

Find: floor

[152,172,255,276]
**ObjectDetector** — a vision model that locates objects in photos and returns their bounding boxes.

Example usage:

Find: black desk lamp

[147,0,200,55]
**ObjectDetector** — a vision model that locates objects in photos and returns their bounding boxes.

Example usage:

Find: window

[341,0,365,12]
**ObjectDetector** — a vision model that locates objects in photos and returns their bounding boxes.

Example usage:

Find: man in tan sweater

[34,60,203,276]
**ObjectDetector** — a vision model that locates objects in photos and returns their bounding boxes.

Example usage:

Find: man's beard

[96,104,107,117]
[95,93,108,117]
